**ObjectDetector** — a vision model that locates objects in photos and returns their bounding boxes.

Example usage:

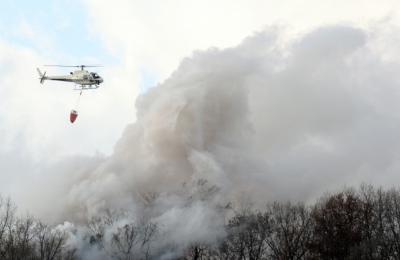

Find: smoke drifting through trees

[0,196,76,259]
[4,184,400,259]
[9,23,400,258]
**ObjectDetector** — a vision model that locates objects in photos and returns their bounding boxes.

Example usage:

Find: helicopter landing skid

[74,84,100,90]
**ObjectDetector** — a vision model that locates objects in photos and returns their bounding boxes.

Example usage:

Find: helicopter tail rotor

[36,68,47,84]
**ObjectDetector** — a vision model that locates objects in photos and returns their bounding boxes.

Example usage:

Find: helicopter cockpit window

[91,73,100,79]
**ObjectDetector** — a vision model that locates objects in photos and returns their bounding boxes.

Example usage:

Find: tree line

[0,196,76,259]
[2,182,400,259]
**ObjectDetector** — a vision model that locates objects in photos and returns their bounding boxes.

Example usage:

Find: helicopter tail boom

[37,68,47,84]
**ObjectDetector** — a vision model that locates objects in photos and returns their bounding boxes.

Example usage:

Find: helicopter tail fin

[37,68,46,84]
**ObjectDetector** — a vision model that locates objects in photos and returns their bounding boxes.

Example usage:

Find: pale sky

[0,0,396,157]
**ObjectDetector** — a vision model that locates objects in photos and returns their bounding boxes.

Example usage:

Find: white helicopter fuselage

[37,68,104,89]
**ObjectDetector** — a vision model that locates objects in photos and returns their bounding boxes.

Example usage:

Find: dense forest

[2,183,400,259]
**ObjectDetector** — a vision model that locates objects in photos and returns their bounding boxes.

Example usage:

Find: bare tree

[0,196,17,256]
[35,221,73,260]
[138,219,158,259]
[109,220,158,260]
[308,188,363,259]
[185,243,211,260]
[349,183,382,259]
[88,208,128,249]
[181,179,220,207]
[266,202,312,260]
[233,192,255,216]
[222,211,270,260]
[383,187,400,257]
[88,209,158,259]
[110,223,140,259]
[8,213,37,258]
[373,186,392,259]
[0,197,41,259]
[140,191,159,209]
[0,194,76,259]
[0,196,16,259]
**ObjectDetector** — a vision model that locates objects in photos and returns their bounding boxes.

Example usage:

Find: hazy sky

[0,0,398,158]
[4,1,400,258]
[2,0,400,215]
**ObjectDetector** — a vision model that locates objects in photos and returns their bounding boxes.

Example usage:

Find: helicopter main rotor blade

[44,65,80,67]
[44,64,103,70]
[44,65,103,68]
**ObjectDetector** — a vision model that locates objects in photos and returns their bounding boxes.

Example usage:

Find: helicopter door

[88,74,95,82]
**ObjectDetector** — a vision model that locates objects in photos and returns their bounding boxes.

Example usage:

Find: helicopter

[36,65,104,90]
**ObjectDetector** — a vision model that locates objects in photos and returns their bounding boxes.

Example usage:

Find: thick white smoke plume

[17,24,400,258]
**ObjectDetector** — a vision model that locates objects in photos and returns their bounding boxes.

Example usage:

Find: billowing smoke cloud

[14,23,400,257]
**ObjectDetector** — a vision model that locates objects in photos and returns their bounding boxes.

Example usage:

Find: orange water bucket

[70,110,78,123]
